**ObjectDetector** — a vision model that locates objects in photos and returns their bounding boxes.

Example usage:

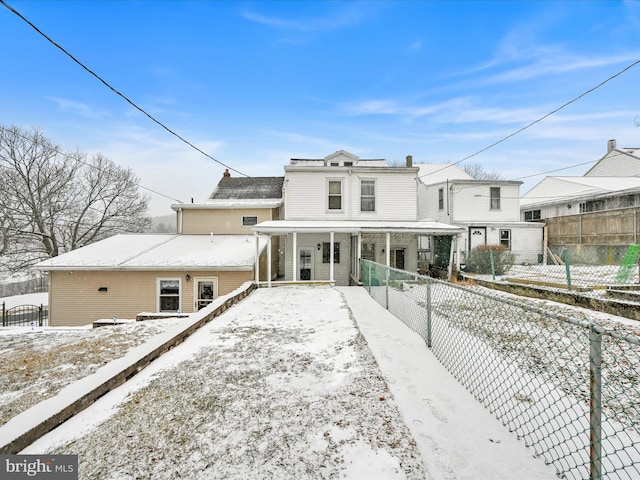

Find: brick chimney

[223,168,231,177]
[406,155,413,167]
[607,139,616,153]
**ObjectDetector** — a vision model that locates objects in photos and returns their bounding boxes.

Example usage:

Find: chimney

[607,139,616,153]
[223,168,231,177]
[406,155,413,168]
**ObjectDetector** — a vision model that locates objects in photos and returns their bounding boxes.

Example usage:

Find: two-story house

[418,163,544,265]
[35,173,282,326]
[252,151,463,286]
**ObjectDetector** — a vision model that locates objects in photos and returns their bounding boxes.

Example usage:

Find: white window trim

[157,277,182,312]
[360,178,376,213]
[327,178,344,213]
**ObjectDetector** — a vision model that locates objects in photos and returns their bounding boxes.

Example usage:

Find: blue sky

[1,1,639,215]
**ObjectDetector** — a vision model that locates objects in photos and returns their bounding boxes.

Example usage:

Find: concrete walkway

[338,286,554,480]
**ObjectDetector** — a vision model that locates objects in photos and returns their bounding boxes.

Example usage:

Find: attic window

[242,216,258,226]
[344,161,353,166]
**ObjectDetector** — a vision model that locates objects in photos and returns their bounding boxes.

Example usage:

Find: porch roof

[252,220,463,235]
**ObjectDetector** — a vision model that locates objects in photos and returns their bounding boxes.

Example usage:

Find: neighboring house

[520,140,640,249]
[418,163,544,264]
[35,173,282,326]
[36,234,267,326]
[252,150,463,286]
[173,172,285,279]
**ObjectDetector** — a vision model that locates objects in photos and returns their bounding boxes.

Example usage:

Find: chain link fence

[361,259,640,480]
[462,244,640,291]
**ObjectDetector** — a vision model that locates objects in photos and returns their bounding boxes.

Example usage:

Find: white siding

[452,184,521,222]
[585,151,640,177]
[285,169,417,221]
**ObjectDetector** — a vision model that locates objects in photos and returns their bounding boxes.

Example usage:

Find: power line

[0,0,250,178]
[419,59,640,181]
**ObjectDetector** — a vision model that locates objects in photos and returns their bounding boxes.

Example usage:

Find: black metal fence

[1,303,48,327]
[361,259,640,480]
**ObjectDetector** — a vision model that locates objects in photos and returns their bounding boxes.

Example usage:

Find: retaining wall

[0,281,256,454]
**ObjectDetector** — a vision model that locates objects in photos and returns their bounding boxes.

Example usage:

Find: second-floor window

[328,180,342,210]
[361,179,375,212]
[438,188,444,210]
[490,187,501,210]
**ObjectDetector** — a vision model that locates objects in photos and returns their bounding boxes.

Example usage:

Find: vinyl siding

[585,152,640,177]
[285,170,417,221]
[180,208,277,234]
[451,184,521,222]
[48,269,254,326]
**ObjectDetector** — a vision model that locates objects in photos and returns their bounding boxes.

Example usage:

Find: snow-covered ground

[4,285,553,479]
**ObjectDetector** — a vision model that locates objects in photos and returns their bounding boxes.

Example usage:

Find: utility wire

[0,0,250,178]
[419,59,640,181]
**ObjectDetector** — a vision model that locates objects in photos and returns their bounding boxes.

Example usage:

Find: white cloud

[46,97,110,119]
[241,3,370,32]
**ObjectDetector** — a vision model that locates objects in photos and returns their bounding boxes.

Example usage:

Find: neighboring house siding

[451,184,521,223]
[48,269,254,326]
[585,152,640,177]
[285,170,417,221]
[181,208,276,234]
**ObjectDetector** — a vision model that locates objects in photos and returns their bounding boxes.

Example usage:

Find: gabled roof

[520,176,640,208]
[35,234,266,271]
[209,176,284,200]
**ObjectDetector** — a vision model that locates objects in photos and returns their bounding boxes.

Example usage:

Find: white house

[418,163,544,265]
[253,151,463,285]
[521,140,640,221]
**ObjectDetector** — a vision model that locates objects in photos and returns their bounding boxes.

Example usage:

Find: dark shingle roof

[210,176,284,200]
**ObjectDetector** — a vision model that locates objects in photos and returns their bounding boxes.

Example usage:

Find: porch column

[267,235,272,288]
[385,232,391,267]
[356,232,362,279]
[330,231,335,283]
[292,232,297,282]
[254,233,260,283]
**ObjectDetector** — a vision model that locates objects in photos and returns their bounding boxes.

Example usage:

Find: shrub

[465,245,514,275]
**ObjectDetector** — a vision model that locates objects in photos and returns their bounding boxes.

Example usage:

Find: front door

[469,227,487,251]
[393,248,405,270]
[299,248,313,281]
[194,277,218,310]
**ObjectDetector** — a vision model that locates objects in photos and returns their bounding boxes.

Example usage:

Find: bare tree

[0,125,151,272]
[463,162,504,180]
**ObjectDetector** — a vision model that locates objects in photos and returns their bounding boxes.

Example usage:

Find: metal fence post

[39,304,43,327]
[385,264,390,310]
[368,260,372,294]
[590,324,602,480]
[564,248,572,291]
[2,302,4,327]
[426,280,432,348]
[490,250,496,280]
